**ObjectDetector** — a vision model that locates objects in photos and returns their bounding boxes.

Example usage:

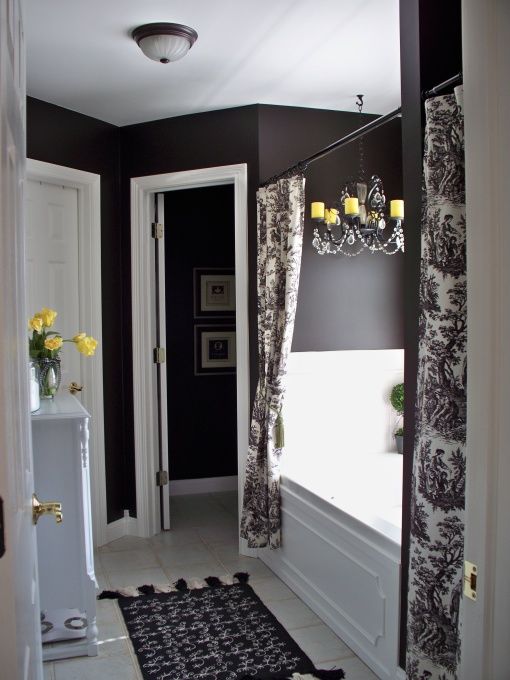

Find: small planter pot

[32,357,61,399]
[395,434,404,455]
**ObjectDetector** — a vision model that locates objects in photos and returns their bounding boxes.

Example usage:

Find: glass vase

[29,360,40,412]
[33,357,62,399]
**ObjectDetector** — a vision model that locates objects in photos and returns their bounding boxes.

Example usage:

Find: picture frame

[194,325,236,375]
[194,268,235,318]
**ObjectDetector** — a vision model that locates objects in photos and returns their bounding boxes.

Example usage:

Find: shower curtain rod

[260,106,402,188]
[423,72,463,99]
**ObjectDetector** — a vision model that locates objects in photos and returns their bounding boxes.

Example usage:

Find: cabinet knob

[32,493,63,525]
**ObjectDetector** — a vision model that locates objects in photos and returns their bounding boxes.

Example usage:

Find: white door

[151,193,170,530]
[0,0,43,677]
[25,180,81,395]
[460,0,510,677]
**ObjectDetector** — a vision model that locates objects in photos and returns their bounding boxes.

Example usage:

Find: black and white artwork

[194,268,236,317]
[195,325,236,375]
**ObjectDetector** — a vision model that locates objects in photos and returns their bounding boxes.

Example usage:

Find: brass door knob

[32,493,63,525]
[68,382,83,395]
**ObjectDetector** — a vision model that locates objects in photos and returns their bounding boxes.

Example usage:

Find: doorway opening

[130,164,250,552]
[163,185,238,502]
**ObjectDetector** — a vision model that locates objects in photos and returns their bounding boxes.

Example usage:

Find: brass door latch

[32,493,63,525]
[67,382,83,395]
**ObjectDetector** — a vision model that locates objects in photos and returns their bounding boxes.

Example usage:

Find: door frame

[26,159,108,548]
[130,164,249,539]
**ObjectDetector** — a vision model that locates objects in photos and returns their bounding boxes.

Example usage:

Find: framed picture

[195,325,236,375]
[194,268,235,318]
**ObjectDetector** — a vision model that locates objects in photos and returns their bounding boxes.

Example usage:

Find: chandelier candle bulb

[390,200,404,219]
[344,197,359,216]
[311,202,325,219]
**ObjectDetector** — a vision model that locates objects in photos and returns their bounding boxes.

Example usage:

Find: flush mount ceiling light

[132,23,198,64]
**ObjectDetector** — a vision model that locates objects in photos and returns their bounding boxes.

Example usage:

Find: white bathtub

[260,351,404,680]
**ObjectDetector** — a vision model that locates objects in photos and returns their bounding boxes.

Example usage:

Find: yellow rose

[76,335,98,357]
[44,336,63,351]
[38,307,58,328]
[73,332,86,343]
[29,316,43,333]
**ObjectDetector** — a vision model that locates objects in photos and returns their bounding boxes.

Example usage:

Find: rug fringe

[154,584,176,593]
[138,584,155,595]
[204,576,223,588]
[239,672,345,680]
[97,573,250,600]
[233,571,250,584]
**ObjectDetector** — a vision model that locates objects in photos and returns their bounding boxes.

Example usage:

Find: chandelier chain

[356,94,365,182]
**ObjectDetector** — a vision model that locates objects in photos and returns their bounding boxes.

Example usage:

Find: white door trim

[26,159,107,548]
[131,164,249,538]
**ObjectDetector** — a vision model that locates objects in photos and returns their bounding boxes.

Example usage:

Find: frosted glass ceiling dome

[132,23,198,64]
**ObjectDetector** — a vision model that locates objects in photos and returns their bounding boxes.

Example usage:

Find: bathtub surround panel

[274,350,404,678]
[261,479,401,680]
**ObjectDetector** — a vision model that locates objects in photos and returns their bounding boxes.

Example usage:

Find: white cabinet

[32,394,98,660]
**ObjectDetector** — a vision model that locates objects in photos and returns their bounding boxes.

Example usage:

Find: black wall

[258,105,404,351]
[164,186,237,480]
[26,97,133,523]
[398,0,462,667]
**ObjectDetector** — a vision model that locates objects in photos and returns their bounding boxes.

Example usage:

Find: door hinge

[464,560,478,601]
[153,347,166,364]
[152,222,164,239]
[156,470,169,487]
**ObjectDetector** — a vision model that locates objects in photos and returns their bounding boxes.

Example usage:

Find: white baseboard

[101,515,140,545]
[169,475,238,496]
[395,667,406,680]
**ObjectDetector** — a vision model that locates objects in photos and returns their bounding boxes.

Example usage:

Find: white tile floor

[43,491,378,680]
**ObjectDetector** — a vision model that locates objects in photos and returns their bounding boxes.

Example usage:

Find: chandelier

[311,96,404,256]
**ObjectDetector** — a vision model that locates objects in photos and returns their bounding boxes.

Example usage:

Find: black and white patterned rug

[99,574,345,680]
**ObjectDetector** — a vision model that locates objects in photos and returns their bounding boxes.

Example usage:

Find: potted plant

[390,382,404,454]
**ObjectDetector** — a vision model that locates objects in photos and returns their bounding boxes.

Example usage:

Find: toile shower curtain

[406,87,466,680]
[240,173,305,549]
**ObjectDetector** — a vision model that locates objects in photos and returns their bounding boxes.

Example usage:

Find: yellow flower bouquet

[28,307,98,398]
